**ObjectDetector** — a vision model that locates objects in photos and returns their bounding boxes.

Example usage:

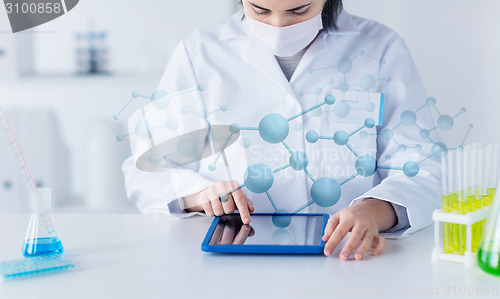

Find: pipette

[0,107,57,233]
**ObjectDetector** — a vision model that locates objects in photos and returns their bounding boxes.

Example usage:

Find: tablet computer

[201,213,329,254]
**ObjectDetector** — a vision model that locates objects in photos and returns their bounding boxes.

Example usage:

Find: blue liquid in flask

[23,237,64,257]
[22,189,64,257]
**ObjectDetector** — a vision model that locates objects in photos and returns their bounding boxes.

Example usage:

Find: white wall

[343,0,500,146]
[31,0,238,74]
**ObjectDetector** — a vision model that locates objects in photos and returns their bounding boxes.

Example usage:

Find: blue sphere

[382,129,394,141]
[208,164,216,171]
[359,131,368,139]
[177,138,197,158]
[244,163,274,193]
[220,105,228,112]
[437,115,453,131]
[167,118,179,130]
[311,177,341,208]
[272,209,291,228]
[293,122,303,131]
[306,130,319,143]
[229,123,240,134]
[415,144,422,151]
[135,120,155,140]
[334,130,349,145]
[314,87,322,95]
[338,82,350,93]
[272,228,292,244]
[359,74,376,90]
[355,155,377,177]
[289,152,309,171]
[426,97,436,107]
[364,118,375,128]
[151,90,170,109]
[432,142,448,158]
[403,161,419,177]
[324,94,336,105]
[259,113,289,144]
[337,57,353,73]
[399,144,407,152]
[401,110,417,127]
[365,102,375,112]
[419,129,430,139]
[148,153,161,166]
[335,102,351,118]
[220,193,229,203]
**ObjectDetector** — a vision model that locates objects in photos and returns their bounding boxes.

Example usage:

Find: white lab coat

[122,10,441,239]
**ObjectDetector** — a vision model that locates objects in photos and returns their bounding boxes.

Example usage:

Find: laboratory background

[0,0,499,213]
[1,0,500,297]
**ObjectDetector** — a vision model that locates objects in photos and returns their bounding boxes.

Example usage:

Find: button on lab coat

[122,10,441,239]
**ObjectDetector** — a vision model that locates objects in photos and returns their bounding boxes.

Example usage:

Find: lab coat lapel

[290,32,330,83]
[243,38,297,99]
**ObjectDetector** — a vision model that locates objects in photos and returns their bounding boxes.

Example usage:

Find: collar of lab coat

[219,9,360,41]
[218,10,360,99]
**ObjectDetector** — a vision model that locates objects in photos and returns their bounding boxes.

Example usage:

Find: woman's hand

[183,180,255,224]
[321,198,397,261]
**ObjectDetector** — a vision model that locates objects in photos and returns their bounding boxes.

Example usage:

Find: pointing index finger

[231,181,251,224]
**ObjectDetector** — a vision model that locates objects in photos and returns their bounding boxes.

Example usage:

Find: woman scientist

[122,0,441,260]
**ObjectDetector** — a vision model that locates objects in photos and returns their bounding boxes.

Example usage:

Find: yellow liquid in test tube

[457,191,468,255]
[442,194,453,253]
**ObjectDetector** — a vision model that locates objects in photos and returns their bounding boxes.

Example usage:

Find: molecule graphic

[218,94,342,228]
[361,96,473,164]
[306,50,392,101]
[114,86,231,153]
[207,92,472,230]
[114,49,473,232]
[114,87,203,141]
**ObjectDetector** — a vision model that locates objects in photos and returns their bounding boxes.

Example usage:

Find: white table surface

[0,213,499,299]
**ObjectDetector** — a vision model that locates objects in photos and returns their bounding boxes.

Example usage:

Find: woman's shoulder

[182,11,246,49]
[345,11,403,42]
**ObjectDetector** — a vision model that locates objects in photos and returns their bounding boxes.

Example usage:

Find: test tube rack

[432,143,499,266]
[432,206,491,266]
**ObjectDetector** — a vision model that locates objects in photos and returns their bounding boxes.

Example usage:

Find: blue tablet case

[201,213,329,254]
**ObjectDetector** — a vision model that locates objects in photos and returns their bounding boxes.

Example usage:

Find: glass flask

[23,188,64,257]
[477,182,500,276]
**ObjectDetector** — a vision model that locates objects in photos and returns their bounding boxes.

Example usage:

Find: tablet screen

[208,214,325,246]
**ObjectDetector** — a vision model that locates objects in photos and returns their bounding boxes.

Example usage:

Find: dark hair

[239,0,343,30]
[322,0,343,30]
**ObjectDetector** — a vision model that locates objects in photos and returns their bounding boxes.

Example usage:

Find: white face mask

[246,11,323,57]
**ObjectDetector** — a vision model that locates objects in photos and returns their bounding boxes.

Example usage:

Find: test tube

[493,144,499,203]
[470,144,477,212]
[448,151,457,254]
[441,153,452,253]
[472,143,483,251]
[455,149,464,254]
